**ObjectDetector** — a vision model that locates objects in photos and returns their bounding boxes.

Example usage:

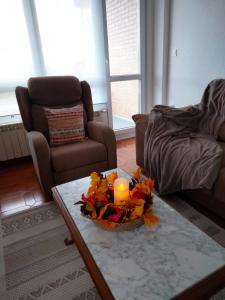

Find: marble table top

[55,168,225,300]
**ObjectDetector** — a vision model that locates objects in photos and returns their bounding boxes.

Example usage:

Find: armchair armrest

[27,131,54,200]
[87,121,117,169]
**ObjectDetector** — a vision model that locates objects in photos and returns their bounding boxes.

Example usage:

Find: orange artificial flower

[76,170,159,229]
[97,204,110,220]
[130,187,145,200]
[99,220,118,229]
[144,178,154,192]
[87,186,95,195]
[143,211,159,227]
[106,171,118,183]
[95,191,109,202]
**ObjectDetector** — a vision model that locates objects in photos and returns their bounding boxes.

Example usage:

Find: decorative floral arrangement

[75,168,159,230]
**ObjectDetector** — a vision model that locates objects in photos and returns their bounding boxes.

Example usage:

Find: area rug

[161,195,225,248]
[0,203,100,300]
[1,199,225,300]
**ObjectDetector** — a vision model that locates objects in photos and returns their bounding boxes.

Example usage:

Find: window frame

[0,0,146,128]
[102,0,146,137]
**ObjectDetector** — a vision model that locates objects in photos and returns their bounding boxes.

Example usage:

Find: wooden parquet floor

[0,138,137,215]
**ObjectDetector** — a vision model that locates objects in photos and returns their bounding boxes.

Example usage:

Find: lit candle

[114,178,129,205]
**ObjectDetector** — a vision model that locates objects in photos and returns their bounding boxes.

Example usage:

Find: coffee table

[52,168,225,300]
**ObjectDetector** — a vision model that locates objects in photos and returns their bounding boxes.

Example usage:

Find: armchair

[16,76,117,200]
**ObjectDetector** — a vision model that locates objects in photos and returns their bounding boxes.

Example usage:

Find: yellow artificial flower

[133,167,142,181]
[130,198,145,207]
[77,169,158,229]
[90,172,100,187]
[134,180,154,195]
[130,205,144,220]
[98,178,108,193]
[86,202,97,219]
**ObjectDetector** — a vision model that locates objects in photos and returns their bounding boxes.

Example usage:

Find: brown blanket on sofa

[144,79,225,195]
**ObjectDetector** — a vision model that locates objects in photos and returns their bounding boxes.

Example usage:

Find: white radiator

[0,123,30,161]
[0,110,108,162]
[94,110,108,124]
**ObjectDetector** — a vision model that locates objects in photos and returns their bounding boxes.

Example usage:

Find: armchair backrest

[16,76,93,140]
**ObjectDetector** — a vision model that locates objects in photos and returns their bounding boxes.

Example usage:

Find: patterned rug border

[1,202,61,238]
[1,202,100,300]
[1,198,225,299]
[2,197,225,247]
[161,195,225,248]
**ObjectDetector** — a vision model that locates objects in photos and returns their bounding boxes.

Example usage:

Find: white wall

[167,0,225,107]
[145,0,154,112]
[146,0,170,108]
[153,0,165,105]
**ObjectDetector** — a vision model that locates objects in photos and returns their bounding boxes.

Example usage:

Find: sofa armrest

[87,121,117,169]
[132,114,149,168]
[27,131,54,200]
[218,123,225,142]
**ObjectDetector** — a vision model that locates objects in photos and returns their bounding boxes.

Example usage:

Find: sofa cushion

[45,105,85,146]
[51,139,107,172]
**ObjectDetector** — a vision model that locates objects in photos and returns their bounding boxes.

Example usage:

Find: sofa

[133,113,225,220]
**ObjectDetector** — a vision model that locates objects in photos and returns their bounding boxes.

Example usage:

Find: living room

[1,0,225,299]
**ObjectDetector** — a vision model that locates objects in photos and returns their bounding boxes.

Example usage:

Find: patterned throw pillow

[45,105,85,146]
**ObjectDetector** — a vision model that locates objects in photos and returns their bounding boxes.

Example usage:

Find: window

[0,0,145,130]
[35,1,98,78]
[0,0,107,117]
[106,0,139,76]
[106,0,141,131]
[111,80,139,130]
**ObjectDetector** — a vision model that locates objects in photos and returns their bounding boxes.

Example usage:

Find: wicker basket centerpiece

[74,168,159,231]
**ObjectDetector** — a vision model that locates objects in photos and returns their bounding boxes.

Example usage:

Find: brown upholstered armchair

[16,76,117,200]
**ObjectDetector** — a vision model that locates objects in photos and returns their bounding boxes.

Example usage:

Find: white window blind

[35,0,108,104]
[0,1,35,90]
[0,0,108,117]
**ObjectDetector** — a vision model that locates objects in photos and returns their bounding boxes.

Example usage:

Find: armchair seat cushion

[51,138,107,172]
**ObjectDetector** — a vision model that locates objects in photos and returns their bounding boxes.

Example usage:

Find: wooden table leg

[64,237,74,246]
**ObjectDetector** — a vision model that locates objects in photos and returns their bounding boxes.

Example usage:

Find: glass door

[105,0,144,136]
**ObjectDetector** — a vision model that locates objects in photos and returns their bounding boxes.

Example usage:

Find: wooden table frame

[52,187,225,300]
[53,187,114,300]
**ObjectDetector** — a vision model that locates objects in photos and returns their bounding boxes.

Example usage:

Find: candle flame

[118,184,125,191]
